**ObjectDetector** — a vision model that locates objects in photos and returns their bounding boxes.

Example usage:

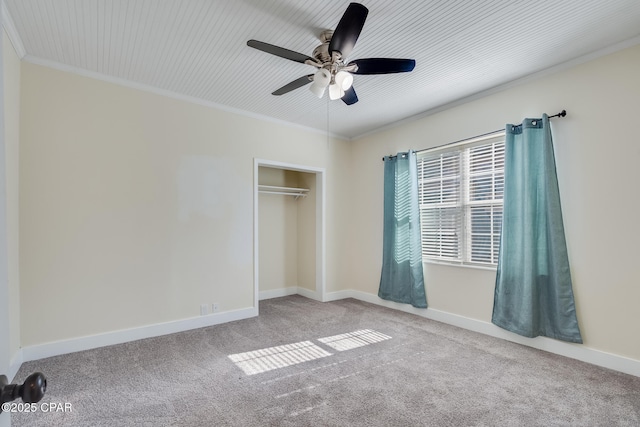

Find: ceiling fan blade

[342,86,358,105]
[329,3,368,59]
[349,58,416,75]
[272,75,313,96]
[247,40,314,64]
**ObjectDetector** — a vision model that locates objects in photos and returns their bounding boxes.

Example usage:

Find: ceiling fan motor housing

[319,29,333,44]
[313,30,350,81]
[313,29,336,65]
[312,43,331,64]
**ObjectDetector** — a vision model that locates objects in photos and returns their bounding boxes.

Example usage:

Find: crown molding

[353,35,640,141]
[2,1,26,59]
[21,54,349,141]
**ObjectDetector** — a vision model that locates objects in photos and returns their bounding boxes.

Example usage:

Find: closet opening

[253,159,326,311]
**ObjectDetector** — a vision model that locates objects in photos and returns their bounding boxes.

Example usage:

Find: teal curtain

[379,151,427,308]
[492,115,582,343]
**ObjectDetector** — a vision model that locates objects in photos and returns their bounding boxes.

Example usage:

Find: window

[417,133,505,266]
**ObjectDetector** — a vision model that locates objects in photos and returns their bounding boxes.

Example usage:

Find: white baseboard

[16,289,640,378]
[21,306,257,363]
[259,287,299,300]
[325,289,640,378]
[296,286,320,301]
[21,287,318,365]
[259,286,321,302]
[322,290,353,302]
[8,349,24,382]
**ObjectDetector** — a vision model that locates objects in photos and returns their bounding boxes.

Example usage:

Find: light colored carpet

[13,296,640,426]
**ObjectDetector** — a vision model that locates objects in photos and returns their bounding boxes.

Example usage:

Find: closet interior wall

[258,167,316,297]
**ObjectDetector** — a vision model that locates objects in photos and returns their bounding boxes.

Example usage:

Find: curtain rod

[382,110,567,161]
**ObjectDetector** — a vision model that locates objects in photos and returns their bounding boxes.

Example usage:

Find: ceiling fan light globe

[329,83,345,100]
[313,68,331,87]
[310,68,331,98]
[309,83,326,98]
[335,71,354,90]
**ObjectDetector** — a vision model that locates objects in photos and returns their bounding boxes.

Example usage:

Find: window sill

[423,259,497,272]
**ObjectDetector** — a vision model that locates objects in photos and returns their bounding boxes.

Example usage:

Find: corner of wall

[3,22,21,369]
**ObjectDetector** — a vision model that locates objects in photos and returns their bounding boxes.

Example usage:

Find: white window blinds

[417,133,505,266]
[418,151,462,261]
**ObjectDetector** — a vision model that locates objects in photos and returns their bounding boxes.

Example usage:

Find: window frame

[417,131,505,268]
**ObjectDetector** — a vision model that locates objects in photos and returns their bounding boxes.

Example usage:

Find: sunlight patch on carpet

[318,329,391,351]
[228,341,332,375]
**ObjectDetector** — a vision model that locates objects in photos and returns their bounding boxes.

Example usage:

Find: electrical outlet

[200,304,208,316]
[212,303,220,313]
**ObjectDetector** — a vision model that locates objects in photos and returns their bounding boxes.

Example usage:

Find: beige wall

[4,29,20,364]
[258,167,299,292]
[296,171,316,291]
[19,62,350,347]
[348,44,640,361]
[258,192,298,291]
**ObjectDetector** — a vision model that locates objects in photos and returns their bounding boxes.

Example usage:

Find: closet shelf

[258,185,309,199]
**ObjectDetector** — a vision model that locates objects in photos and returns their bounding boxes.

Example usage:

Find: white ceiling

[4,0,640,139]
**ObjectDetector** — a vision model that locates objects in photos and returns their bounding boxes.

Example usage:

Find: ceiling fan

[247,2,416,105]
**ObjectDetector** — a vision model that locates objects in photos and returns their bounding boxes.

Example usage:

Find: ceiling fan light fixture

[309,68,331,98]
[247,3,416,105]
[329,83,345,100]
[335,70,353,90]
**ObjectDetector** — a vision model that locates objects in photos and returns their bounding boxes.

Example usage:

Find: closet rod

[258,191,307,198]
[382,110,567,161]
